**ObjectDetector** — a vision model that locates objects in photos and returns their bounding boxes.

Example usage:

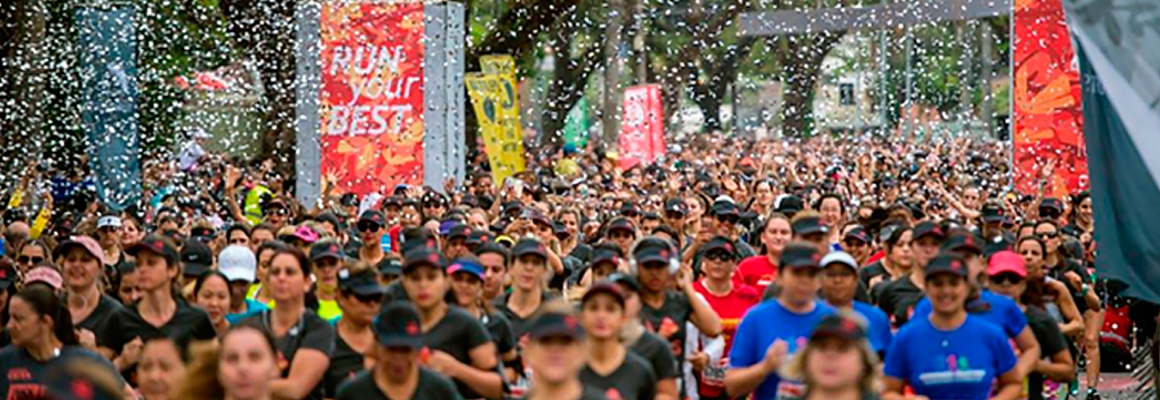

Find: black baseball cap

[607,272,641,293]
[912,221,946,241]
[340,193,360,207]
[775,194,804,215]
[581,282,626,308]
[310,240,345,262]
[381,196,404,208]
[502,201,524,216]
[981,203,1006,223]
[422,192,448,206]
[359,210,386,227]
[632,237,676,266]
[619,202,640,217]
[925,253,969,279]
[467,230,492,246]
[512,238,549,260]
[1040,198,1065,214]
[941,233,982,255]
[180,239,213,276]
[445,223,472,240]
[811,314,868,342]
[664,198,688,215]
[375,302,425,348]
[338,268,386,296]
[590,247,621,268]
[607,217,635,234]
[791,216,828,236]
[711,200,740,217]
[527,310,584,341]
[402,246,446,272]
[377,257,402,276]
[778,243,823,270]
[190,226,216,241]
[843,226,871,244]
[127,235,180,264]
[701,236,736,256]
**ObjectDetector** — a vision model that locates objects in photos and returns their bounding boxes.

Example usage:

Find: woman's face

[511,255,547,292]
[468,212,489,232]
[376,345,419,384]
[911,236,941,270]
[337,291,383,326]
[122,221,144,246]
[63,247,101,291]
[762,218,793,255]
[1034,224,1061,255]
[256,250,275,283]
[1018,241,1046,279]
[313,257,341,287]
[219,329,279,400]
[402,265,446,310]
[195,275,231,325]
[449,272,483,308]
[755,182,775,206]
[250,229,274,252]
[926,273,969,314]
[820,198,843,228]
[267,254,309,303]
[228,230,250,248]
[686,198,704,220]
[1078,198,1093,222]
[780,266,822,303]
[888,231,914,269]
[401,205,421,228]
[98,226,122,247]
[17,245,46,273]
[988,273,1026,302]
[701,252,736,281]
[580,294,625,340]
[806,337,865,392]
[5,297,49,347]
[118,270,143,304]
[136,252,176,293]
[561,213,580,236]
[525,336,586,385]
[137,340,186,400]
[478,253,507,300]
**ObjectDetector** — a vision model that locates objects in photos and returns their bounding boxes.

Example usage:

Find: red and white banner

[619,84,665,171]
[319,3,426,195]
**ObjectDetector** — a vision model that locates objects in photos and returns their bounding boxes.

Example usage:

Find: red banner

[1013,0,1087,197]
[320,3,425,195]
[619,84,665,171]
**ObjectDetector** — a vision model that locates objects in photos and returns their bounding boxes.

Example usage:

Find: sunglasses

[424,202,443,208]
[352,292,385,304]
[18,256,44,264]
[358,223,381,233]
[705,251,734,262]
[665,212,685,220]
[267,208,289,216]
[716,215,740,224]
[988,273,1024,285]
[843,239,868,248]
[1038,231,1058,239]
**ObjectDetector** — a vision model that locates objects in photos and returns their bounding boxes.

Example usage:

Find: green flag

[562,97,589,148]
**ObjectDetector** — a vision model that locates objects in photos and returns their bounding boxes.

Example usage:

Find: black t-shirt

[98,301,216,357]
[874,275,924,328]
[569,243,594,264]
[495,291,559,339]
[425,306,495,399]
[579,351,657,400]
[860,260,886,288]
[77,295,124,339]
[513,385,612,400]
[240,309,336,400]
[324,332,367,398]
[335,368,463,400]
[1026,305,1069,400]
[482,311,517,356]
[640,290,691,360]
[0,345,126,400]
[628,331,679,379]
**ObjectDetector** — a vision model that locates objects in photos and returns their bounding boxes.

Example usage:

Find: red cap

[987,251,1026,278]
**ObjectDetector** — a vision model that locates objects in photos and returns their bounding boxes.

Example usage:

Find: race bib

[701,358,729,388]
[776,379,806,400]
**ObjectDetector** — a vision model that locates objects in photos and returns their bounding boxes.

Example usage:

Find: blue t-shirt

[884,315,1017,400]
[851,301,894,354]
[729,300,834,400]
[911,290,1027,337]
[226,299,269,324]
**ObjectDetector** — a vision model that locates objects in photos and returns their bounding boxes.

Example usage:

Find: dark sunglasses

[705,251,734,262]
[267,208,289,216]
[843,239,868,248]
[716,215,740,224]
[1038,231,1059,239]
[424,202,444,208]
[358,223,381,233]
[988,273,1024,285]
[18,256,44,264]
[665,212,685,220]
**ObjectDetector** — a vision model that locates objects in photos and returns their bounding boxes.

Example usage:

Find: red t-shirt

[734,255,778,294]
[692,280,761,398]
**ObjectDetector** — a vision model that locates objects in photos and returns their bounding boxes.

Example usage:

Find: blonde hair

[790,210,822,227]
[174,340,225,400]
[780,311,881,395]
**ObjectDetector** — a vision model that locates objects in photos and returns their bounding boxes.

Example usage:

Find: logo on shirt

[7,368,31,381]
[605,388,624,400]
[917,354,985,385]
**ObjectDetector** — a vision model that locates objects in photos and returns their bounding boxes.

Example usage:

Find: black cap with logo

[912,221,947,241]
[512,238,549,260]
[310,240,345,262]
[925,253,969,279]
[778,243,824,270]
[375,302,425,348]
[791,216,828,236]
[632,237,676,266]
[180,239,213,276]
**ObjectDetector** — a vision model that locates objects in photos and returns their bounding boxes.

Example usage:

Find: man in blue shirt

[819,251,892,357]
[726,242,834,400]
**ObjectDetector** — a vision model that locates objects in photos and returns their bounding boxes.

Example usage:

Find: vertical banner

[465,55,526,185]
[1013,0,1087,197]
[619,84,665,171]
[320,3,426,196]
[563,97,589,148]
[78,7,141,212]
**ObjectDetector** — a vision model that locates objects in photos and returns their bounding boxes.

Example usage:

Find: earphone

[627,236,681,275]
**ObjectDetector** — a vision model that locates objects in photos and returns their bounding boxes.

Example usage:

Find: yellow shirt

[316,299,342,321]
[246,284,276,308]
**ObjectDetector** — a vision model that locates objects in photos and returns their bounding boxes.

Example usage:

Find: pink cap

[25,266,64,290]
[56,236,107,266]
[293,225,320,243]
[987,250,1026,278]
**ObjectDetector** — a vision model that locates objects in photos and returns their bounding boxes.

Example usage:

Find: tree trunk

[601,0,625,148]
[780,31,843,137]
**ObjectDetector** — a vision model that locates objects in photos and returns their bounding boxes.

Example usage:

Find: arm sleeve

[465,318,493,350]
[302,318,337,356]
[491,315,516,355]
[641,363,659,400]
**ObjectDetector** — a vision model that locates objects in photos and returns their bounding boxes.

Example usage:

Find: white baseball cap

[218,245,257,283]
[821,251,858,271]
[97,216,122,229]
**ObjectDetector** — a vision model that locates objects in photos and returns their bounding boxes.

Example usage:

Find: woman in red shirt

[735,213,791,293]
[694,236,761,399]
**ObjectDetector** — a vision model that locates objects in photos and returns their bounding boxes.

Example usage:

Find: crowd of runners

[0,133,1155,400]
